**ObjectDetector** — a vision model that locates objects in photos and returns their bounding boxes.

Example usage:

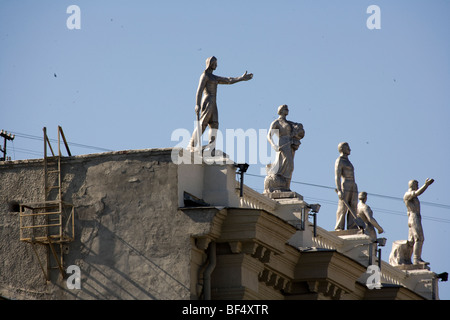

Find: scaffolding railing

[19,201,75,244]
[19,126,75,281]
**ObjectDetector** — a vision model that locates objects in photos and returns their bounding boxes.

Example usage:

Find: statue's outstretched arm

[364,207,384,233]
[216,71,253,85]
[412,178,435,198]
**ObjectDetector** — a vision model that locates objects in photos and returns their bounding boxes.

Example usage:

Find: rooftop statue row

[187,56,434,268]
[332,139,434,267]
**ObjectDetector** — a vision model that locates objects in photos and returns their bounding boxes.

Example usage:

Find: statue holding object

[264,105,305,195]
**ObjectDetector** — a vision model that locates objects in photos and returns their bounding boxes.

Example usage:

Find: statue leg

[189,114,210,150]
[189,127,199,149]
[284,178,292,192]
[346,184,359,229]
[407,224,416,264]
[206,121,219,157]
[412,240,424,264]
[411,221,425,264]
[335,200,347,231]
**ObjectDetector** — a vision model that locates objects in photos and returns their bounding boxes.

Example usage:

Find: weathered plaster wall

[0,149,200,300]
[0,148,436,300]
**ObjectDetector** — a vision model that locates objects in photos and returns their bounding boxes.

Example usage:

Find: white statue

[188,56,253,156]
[334,142,363,230]
[403,178,434,265]
[264,105,304,194]
[357,192,384,241]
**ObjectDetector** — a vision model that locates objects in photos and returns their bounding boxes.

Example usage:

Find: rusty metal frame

[19,126,75,281]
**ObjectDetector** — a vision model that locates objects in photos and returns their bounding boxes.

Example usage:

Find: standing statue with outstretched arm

[403,178,434,265]
[188,56,253,156]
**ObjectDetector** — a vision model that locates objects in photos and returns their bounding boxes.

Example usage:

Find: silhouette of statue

[334,142,364,230]
[188,56,253,156]
[264,105,304,194]
[357,191,384,241]
[403,178,434,265]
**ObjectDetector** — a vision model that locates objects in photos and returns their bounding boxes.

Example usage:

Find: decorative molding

[307,280,343,300]
[258,268,292,293]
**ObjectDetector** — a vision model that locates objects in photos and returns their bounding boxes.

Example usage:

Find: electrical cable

[6,130,114,153]
[245,173,450,224]
[6,130,450,223]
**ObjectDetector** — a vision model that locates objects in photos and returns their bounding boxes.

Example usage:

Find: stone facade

[0,148,441,300]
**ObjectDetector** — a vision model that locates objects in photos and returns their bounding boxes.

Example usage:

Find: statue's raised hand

[241,71,253,81]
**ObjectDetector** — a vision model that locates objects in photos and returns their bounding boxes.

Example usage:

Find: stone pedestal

[264,192,307,224]
[397,268,438,300]
[389,240,413,266]
[264,191,303,200]
[176,149,241,208]
[330,229,364,236]
[263,192,314,248]
[395,263,430,271]
[389,239,431,271]
[335,233,373,267]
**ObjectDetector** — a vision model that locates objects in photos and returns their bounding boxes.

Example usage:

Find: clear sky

[1,0,449,299]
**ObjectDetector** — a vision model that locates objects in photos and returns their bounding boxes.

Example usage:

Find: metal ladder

[44,126,71,202]
[19,126,74,281]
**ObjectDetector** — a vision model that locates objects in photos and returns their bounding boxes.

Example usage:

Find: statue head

[205,56,217,71]
[358,191,368,202]
[338,142,350,155]
[277,104,289,116]
[408,179,419,190]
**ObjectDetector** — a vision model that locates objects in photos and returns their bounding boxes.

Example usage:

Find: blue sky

[1,0,449,299]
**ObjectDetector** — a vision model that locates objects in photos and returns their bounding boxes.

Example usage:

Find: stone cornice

[218,208,298,255]
[294,250,366,297]
[179,207,228,250]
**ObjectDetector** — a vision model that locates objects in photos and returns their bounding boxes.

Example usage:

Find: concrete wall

[175,150,241,209]
[0,149,199,300]
[0,148,437,300]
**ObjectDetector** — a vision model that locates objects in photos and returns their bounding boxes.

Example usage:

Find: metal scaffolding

[19,126,75,281]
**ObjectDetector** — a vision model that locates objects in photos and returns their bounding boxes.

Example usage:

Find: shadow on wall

[64,221,190,300]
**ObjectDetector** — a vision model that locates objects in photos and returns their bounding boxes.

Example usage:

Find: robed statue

[188,56,253,156]
[264,105,304,194]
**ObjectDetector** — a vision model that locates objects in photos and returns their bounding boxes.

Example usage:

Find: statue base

[261,191,307,229]
[394,263,430,271]
[175,147,234,165]
[330,229,364,236]
[263,191,303,200]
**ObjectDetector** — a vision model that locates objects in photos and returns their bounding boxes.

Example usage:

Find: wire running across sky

[6,130,114,158]
[5,130,450,224]
[245,173,450,224]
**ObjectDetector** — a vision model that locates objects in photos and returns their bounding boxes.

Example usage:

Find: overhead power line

[12,146,43,157]
[246,173,450,210]
[302,195,450,224]
[246,185,450,224]
[245,173,450,224]
[7,130,114,153]
[6,130,450,223]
